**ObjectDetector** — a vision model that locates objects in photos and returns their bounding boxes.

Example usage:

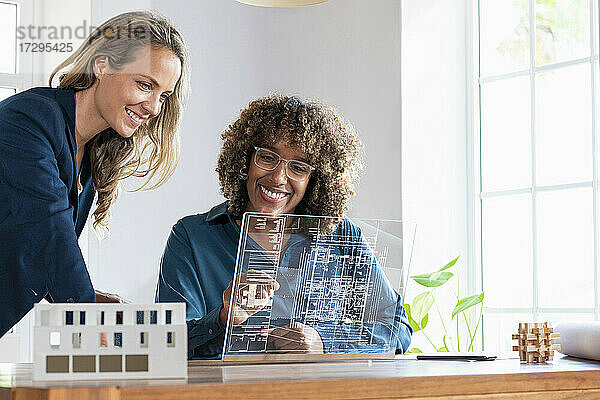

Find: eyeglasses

[253,146,315,182]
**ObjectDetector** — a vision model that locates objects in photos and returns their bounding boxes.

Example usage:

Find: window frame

[473,0,600,351]
[0,0,38,362]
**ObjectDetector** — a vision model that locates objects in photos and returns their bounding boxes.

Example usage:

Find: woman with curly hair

[0,11,189,337]
[156,94,412,359]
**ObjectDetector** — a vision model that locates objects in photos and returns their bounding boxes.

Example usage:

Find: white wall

[88,0,403,302]
[401,0,471,351]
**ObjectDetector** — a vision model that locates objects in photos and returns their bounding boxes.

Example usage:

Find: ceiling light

[236,0,329,7]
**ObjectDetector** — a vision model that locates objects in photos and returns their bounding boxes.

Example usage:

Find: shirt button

[208,328,213,334]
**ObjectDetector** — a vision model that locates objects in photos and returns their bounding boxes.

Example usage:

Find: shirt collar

[55,88,76,132]
[206,201,231,222]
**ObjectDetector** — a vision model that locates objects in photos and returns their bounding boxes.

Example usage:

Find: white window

[0,0,36,363]
[0,1,18,100]
[476,0,599,353]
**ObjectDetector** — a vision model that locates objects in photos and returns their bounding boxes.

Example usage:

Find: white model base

[32,303,187,381]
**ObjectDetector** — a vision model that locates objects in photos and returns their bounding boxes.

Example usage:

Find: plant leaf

[452,292,485,319]
[403,303,422,333]
[438,256,460,272]
[437,346,449,352]
[420,313,428,330]
[412,292,434,322]
[407,347,423,353]
[443,335,450,352]
[410,272,454,287]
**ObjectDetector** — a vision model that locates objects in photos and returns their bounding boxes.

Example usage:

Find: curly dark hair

[216,94,363,233]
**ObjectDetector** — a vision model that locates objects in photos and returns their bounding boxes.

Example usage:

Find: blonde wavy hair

[217,94,363,234]
[49,11,190,233]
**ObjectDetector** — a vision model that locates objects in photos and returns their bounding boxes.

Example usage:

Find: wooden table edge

[5,369,600,400]
[117,369,600,400]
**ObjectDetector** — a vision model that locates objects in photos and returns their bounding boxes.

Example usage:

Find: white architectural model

[33,303,186,381]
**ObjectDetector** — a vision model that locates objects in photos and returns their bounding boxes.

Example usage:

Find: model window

[72,332,81,348]
[140,332,148,347]
[65,311,73,325]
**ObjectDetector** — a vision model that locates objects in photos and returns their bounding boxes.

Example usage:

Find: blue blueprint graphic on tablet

[222,213,415,361]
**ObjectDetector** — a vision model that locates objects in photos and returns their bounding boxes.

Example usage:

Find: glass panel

[483,313,532,355]
[0,2,17,74]
[537,188,594,307]
[536,64,592,186]
[481,76,531,192]
[79,311,86,325]
[114,332,122,348]
[535,0,590,66]
[65,311,73,326]
[221,214,415,360]
[482,194,533,308]
[0,87,16,102]
[480,0,530,76]
[165,310,172,325]
[150,310,157,324]
[136,311,144,325]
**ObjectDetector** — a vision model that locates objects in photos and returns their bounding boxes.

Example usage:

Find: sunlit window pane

[482,194,533,308]
[538,313,594,327]
[481,76,531,192]
[535,0,590,67]
[483,313,532,355]
[0,2,17,74]
[537,188,594,308]
[480,0,529,77]
[536,64,592,186]
[0,87,16,102]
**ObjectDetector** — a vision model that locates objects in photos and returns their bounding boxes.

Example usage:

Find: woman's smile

[125,107,145,126]
[258,184,290,203]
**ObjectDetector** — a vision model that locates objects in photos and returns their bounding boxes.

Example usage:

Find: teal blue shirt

[155,202,412,359]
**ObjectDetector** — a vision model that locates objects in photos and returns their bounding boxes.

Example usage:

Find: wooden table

[2,354,600,399]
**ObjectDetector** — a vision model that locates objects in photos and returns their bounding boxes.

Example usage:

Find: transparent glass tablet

[222,213,415,361]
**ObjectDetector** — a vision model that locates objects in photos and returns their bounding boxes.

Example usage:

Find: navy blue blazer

[0,87,96,337]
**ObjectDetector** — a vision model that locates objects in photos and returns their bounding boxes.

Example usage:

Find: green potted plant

[404,256,484,353]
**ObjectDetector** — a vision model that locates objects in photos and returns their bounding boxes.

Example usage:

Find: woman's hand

[262,322,324,354]
[220,270,280,326]
[95,289,129,303]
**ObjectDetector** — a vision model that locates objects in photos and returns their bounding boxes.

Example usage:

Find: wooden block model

[33,303,187,381]
[512,322,561,364]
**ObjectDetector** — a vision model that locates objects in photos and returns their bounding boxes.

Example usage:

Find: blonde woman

[0,11,189,336]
